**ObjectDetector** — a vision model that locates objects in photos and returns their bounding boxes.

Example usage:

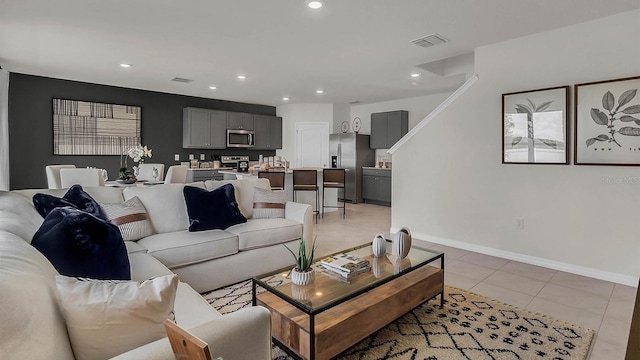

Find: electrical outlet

[189,154,194,160]
[515,218,525,230]
[174,154,180,161]
[200,153,205,160]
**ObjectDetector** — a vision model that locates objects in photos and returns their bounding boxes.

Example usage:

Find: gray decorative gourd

[372,234,386,257]
[393,227,412,259]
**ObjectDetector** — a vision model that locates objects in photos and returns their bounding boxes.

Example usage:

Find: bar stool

[293,169,319,223]
[322,168,346,218]
[258,171,285,190]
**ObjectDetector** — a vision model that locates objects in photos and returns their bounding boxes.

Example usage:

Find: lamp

[306,0,324,9]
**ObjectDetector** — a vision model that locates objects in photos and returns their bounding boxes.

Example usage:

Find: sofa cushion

[101,196,154,241]
[32,184,107,220]
[205,178,271,219]
[0,191,45,241]
[252,187,287,219]
[226,218,302,251]
[184,184,246,232]
[123,183,205,234]
[137,230,239,269]
[31,207,130,280]
[0,234,76,360]
[56,274,179,360]
[124,240,148,254]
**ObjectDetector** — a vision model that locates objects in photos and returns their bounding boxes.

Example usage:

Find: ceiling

[1,0,638,107]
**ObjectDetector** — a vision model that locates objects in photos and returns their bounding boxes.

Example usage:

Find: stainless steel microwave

[227,129,254,148]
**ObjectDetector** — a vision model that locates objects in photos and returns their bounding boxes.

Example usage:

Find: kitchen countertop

[363,166,392,170]
[187,167,233,171]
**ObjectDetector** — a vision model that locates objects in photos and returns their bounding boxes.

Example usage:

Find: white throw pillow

[101,196,154,241]
[55,274,179,360]
[253,187,287,219]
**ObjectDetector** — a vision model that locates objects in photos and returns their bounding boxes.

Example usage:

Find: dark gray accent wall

[8,73,276,189]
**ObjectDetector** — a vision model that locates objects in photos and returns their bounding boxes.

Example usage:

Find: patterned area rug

[203,279,595,360]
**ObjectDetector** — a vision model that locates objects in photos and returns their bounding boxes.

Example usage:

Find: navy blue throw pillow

[183,184,247,232]
[33,185,107,220]
[31,207,131,280]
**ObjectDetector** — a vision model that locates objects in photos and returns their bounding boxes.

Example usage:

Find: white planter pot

[372,234,386,257]
[290,267,315,286]
[393,227,412,259]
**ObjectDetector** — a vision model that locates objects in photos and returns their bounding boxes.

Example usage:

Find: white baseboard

[390,227,638,287]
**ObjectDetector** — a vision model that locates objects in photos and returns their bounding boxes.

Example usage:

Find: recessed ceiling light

[411,72,421,78]
[237,75,247,80]
[119,63,132,68]
[282,97,289,101]
[316,89,324,94]
[307,0,324,9]
[209,86,217,90]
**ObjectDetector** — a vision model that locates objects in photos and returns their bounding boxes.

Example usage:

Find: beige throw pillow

[253,187,287,219]
[55,274,179,360]
[101,196,154,241]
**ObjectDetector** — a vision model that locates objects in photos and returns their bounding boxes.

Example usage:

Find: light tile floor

[315,203,636,360]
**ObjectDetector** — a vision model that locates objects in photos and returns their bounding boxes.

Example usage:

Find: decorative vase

[393,227,412,259]
[393,256,412,275]
[290,267,315,286]
[372,234,386,257]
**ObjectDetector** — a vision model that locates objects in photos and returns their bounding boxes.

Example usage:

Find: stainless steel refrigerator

[329,133,375,203]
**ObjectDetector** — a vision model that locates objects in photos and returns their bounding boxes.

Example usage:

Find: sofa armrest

[111,306,272,360]
[285,201,314,243]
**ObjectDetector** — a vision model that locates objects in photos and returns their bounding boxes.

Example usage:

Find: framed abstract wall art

[574,76,640,166]
[502,86,569,164]
[53,99,141,155]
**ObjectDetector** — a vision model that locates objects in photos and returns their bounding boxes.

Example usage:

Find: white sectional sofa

[0,178,313,359]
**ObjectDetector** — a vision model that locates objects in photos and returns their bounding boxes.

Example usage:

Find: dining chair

[59,168,105,188]
[322,168,346,218]
[45,164,76,189]
[164,165,188,184]
[293,169,319,223]
[136,163,165,181]
[258,171,285,190]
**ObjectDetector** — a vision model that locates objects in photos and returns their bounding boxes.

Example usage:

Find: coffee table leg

[310,314,315,360]
[252,280,257,306]
[440,255,445,308]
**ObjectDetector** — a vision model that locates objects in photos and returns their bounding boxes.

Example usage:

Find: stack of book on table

[320,253,370,281]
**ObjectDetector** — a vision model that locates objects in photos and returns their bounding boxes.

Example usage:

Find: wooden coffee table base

[256,265,444,360]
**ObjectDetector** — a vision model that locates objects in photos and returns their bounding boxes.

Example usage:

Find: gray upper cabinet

[183,108,227,149]
[370,110,408,149]
[227,113,254,130]
[254,115,283,149]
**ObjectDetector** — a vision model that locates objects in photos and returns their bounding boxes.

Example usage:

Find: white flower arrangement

[127,145,152,163]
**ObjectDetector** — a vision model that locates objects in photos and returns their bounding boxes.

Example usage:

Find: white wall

[392,10,640,285]
[275,103,334,163]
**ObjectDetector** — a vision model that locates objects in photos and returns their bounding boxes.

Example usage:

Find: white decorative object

[290,267,315,286]
[372,234,386,257]
[393,227,412,259]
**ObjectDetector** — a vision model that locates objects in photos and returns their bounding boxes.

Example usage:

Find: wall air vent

[171,77,193,83]
[411,33,448,48]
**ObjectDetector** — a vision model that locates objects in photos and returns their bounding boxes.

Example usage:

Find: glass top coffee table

[252,240,444,360]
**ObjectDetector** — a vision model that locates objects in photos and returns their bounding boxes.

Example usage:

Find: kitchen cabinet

[227,112,254,130]
[370,110,408,149]
[183,108,227,149]
[254,115,283,149]
[362,167,391,206]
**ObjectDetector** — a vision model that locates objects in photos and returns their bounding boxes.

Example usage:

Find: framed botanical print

[574,76,640,166]
[502,86,569,164]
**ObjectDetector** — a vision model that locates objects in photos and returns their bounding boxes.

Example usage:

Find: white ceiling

[1,0,638,107]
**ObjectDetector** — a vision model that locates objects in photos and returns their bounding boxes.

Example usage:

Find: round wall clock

[352,117,362,133]
[341,121,350,133]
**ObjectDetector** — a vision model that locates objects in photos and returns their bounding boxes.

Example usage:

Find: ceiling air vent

[411,33,448,48]
[348,100,360,104]
[171,77,193,83]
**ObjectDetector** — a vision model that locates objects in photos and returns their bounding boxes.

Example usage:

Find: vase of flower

[284,237,317,286]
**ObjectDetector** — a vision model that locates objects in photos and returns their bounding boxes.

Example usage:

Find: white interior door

[295,122,329,168]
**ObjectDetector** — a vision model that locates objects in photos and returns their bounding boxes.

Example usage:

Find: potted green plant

[284,237,317,286]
